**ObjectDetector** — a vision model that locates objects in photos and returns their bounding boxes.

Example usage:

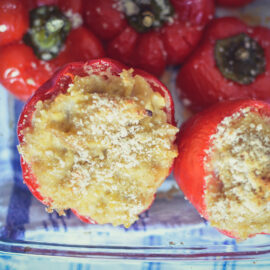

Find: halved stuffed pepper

[17,58,179,227]
[174,99,270,239]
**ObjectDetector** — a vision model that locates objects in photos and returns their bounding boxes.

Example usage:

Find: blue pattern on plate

[0,76,269,268]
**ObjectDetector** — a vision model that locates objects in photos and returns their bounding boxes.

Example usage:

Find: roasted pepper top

[84,0,215,76]
[0,0,104,100]
[177,17,270,112]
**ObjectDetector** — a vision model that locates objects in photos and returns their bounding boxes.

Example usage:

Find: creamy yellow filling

[205,108,270,239]
[19,69,178,227]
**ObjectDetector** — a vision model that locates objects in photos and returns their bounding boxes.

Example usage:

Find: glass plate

[0,0,270,263]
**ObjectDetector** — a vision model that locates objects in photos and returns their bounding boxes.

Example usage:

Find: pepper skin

[176,17,270,112]
[174,99,270,239]
[17,58,176,224]
[0,0,28,47]
[216,0,254,7]
[84,0,215,77]
[0,0,104,100]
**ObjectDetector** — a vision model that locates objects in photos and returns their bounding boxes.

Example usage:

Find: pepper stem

[123,0,174,33]
[142,11,154,28]
[23,5,71,61]
[215,33,265,85]
[46,18,65,33]
[235,47,250,61]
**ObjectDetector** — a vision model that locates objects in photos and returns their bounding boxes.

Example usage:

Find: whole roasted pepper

[84,0,215,77]
[177,17,270,112]
[0,0,104,100]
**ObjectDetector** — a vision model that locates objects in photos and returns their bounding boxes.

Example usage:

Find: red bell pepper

[25,0,83,14]
[176,17,270,112]
[84,0,215,77]
[174,99,270,239]
[216,0,254,7]
[17,58,176,225]
[0,0,104,101]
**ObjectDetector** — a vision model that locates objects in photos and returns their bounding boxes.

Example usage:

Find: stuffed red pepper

[174,99,270,239]
[0,0,104,100]
[176,17,270,112]
[17,58,179,227]
[84,0,215,77]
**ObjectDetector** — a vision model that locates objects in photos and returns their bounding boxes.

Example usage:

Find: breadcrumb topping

[19,69,178,227]
[204,107,270,239]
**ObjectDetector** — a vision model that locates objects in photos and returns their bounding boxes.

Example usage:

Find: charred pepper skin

[17,58,176,224]
[173,99,270,239]
[176,17,270,112]
[84,0,215,77]
[0,0,104,101]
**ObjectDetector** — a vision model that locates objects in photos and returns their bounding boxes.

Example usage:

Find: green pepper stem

[23,5,71,61]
